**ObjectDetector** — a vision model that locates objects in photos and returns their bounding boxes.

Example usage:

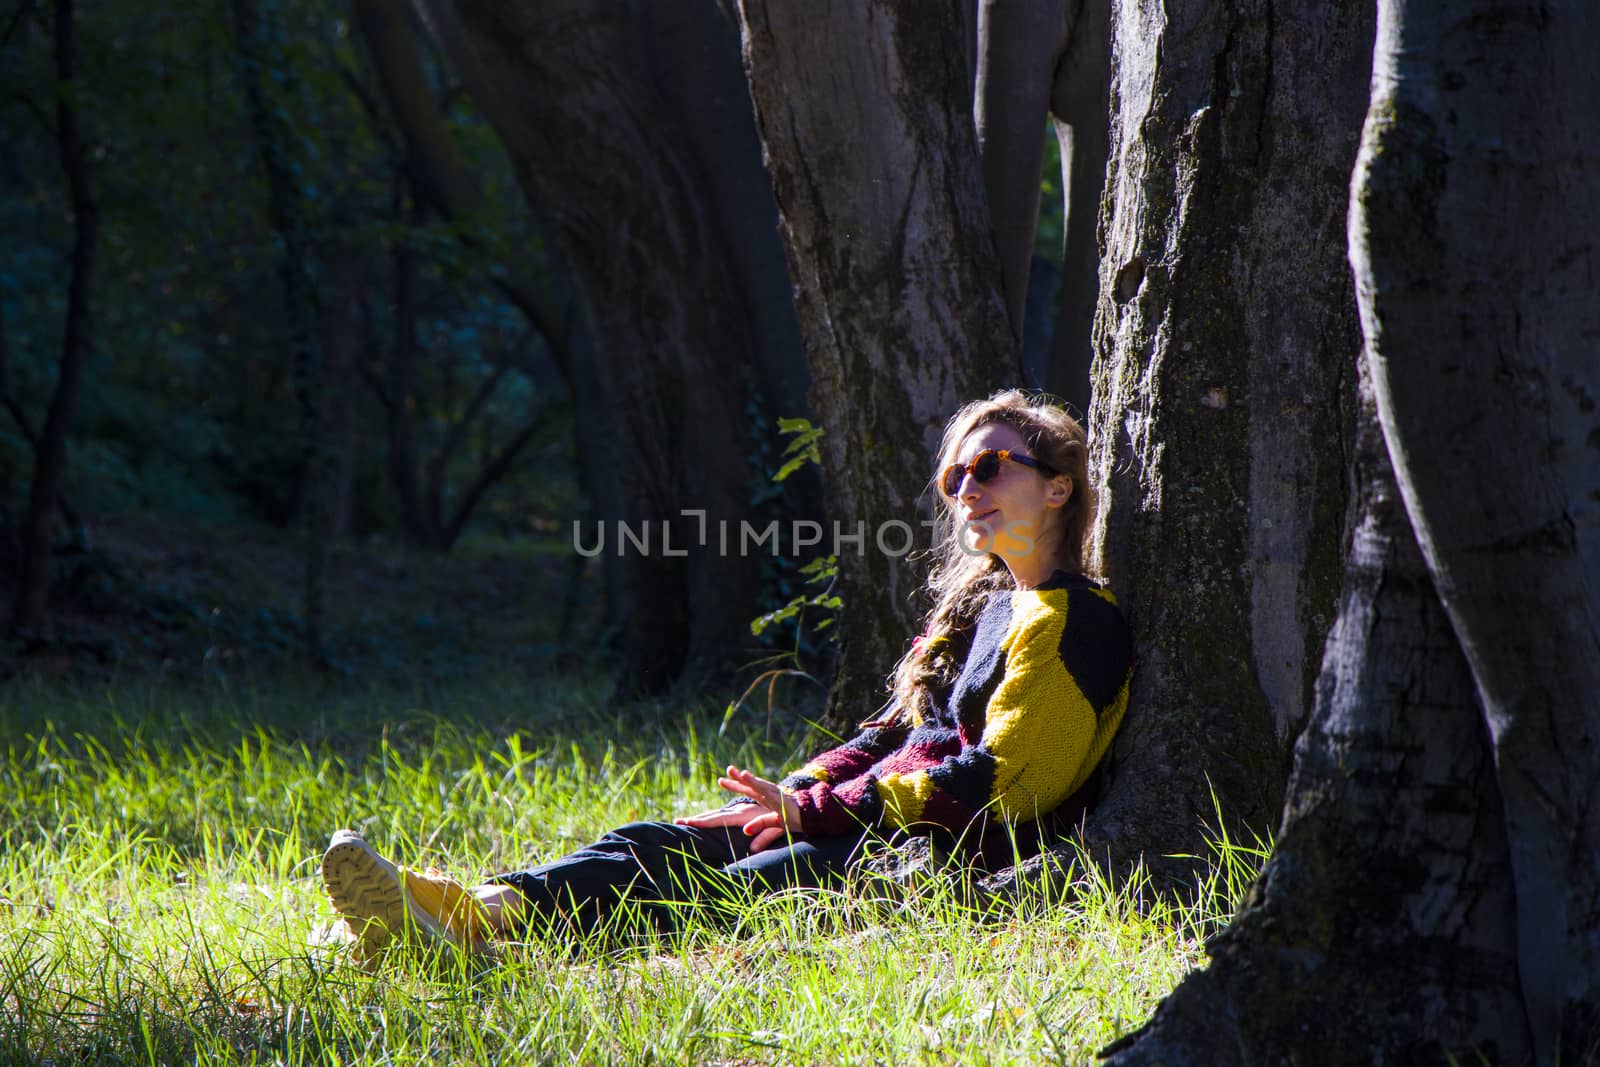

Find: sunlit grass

[0,672,1258,1064]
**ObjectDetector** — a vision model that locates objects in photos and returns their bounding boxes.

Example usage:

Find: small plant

[771,416,824,482]
[725,417,840,737]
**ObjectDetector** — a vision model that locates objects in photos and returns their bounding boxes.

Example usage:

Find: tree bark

[974,0,1068,351]
[1348,0,1600,1053]
[1044,0,1111,416]
[1100,2,1600,1060]
[1074,0,1368,887]
[639,2,813,421]
[735,0,1015,729]
[413,0,781,693]
[12,0,95,632]
[1102,373,1534,1067]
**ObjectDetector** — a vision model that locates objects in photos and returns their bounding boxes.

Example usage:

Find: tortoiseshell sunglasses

[939,449,1057,498]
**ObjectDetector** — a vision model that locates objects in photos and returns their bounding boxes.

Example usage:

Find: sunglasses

[939,449,1057,498]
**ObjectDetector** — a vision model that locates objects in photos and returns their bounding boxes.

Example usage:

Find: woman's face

[946,422,1072,569]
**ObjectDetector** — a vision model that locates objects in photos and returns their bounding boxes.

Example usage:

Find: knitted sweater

[780,570,1132,841]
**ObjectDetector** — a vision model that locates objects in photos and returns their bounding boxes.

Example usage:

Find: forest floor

[0,513,591,687]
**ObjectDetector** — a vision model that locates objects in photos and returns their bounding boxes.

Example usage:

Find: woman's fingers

[741,810,780,837]
[719,766,800,838]
[720,770,780,809]
[726,765,778,793]
[673,808,751,828]
[717,776,766,803]
[747,826,786,853]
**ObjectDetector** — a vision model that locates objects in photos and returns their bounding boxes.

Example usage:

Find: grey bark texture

[1102,375,1534,1066]
[734,0,1015,730]
[1075,0,1369,887]
[1349,0,1600,1056]
[411,0,808,692]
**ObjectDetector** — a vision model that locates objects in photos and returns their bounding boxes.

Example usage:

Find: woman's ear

[1045,475,1073,509]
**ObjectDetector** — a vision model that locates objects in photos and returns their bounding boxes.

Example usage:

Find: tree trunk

[973,0,1068,350]
[641,2,813,420]
[232,0,330,666]
[1348,0,1600,1053]
[1044,0,1111,416]
[12,0,95,633]
[735,0,1015,730]
[1073,0,1368,887]
[1102,373,1534,1067]
[413,0,780,693]
[1102,2,1599,1060]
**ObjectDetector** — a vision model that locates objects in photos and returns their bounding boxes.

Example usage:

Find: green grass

[0,672,1255,1065]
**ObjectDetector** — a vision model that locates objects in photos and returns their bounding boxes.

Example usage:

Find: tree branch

[337,62,403,158]
[352,0,574,386]
[441,414,544,548]
[1,0,38,50]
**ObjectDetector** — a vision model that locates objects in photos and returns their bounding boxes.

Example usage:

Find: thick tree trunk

[1044,0,1111,416]
[1102,2,1599,1060]
[1349,0,1600,1054]
[641,2,812,421]
[735,0,1014,729]
[413,0,783,693]
[1074,0,1368,886]
[973,0,1067,350]
[1102,375,1534,1067]
[12,0,95,632]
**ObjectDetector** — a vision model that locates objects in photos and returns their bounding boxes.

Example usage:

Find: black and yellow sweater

[780,570,1132,844]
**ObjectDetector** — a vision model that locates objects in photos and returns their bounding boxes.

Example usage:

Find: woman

[321,390,1133,957]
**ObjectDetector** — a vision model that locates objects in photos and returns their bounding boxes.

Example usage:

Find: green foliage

[721,412,837,735]
[0,675,1241,1064]
[748,553,840,638]
[0,0,565,545]
[754,417,839,638]
[772,415,824,483]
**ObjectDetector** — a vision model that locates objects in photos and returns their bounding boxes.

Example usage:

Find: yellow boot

[320,830,495,960]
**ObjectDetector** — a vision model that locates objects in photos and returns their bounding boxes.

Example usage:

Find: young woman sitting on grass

[320,390,1134,957]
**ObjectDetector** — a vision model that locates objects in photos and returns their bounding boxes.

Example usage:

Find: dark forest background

[0,0,1074,686]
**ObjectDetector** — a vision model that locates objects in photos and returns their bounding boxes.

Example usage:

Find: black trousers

[490,820,871,938]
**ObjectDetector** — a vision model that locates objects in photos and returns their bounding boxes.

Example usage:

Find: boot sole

[320,832,454,956]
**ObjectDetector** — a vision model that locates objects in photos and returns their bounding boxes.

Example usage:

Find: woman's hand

[718,765,803,853]
[672,806,757,830]
[674,802,789,852]
[737,810,790,853]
